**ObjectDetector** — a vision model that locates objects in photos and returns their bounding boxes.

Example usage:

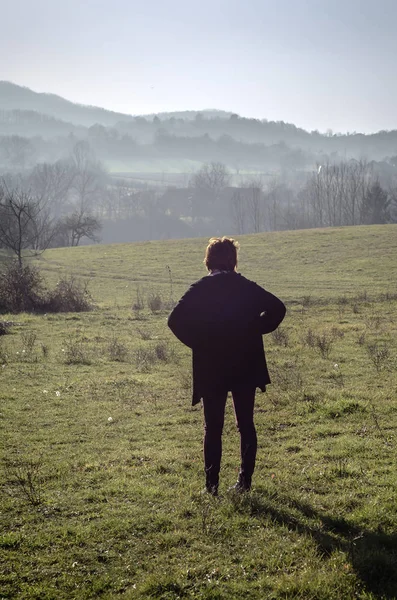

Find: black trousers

[202,384,257,489]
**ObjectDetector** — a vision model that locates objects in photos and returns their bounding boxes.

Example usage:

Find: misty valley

[0,81,396,250]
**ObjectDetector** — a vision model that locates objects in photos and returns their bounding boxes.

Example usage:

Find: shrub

[0,321,11,336]
[21,331,37,353]
[148,292,163,313]
[330,326,344,340]
[315,332,334,358]
[272,360,303,391]
[357,332,366,346]
[45,277,93,312]
[135,347,156,372]
[271,327,289,347]
[0,263,93,314]
[63,335,91,365]
[304,328,316,348]
[4,458,45,507]
[136,327,151,341]
[356,290,369,303]
[0,341,8,363]
[0,262,45,313]
[337,296,348,321]
[154,341,175,362]
[367,343,390,372]
[364,311,382,331]
[178,369,192,392]
[379,291,397,302]
[108,336,128,362]
[132,285,145,311]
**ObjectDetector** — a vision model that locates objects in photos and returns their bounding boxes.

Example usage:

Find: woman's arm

[256,287,286,334]
[168,282,203,348]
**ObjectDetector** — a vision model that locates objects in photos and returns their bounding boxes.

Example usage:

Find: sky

[1,0,397,133]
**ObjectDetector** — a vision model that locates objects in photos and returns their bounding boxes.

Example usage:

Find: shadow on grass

[232,490,397,599]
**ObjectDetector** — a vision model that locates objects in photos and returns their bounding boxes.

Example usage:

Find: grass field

[1,225,397,599]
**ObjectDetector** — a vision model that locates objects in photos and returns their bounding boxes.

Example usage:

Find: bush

[0,321,11,336]
[45,277,93,312]
[0,263,93,314]
[304,328,316,348]
[304,328,334,358]
[271,359,303,393]
[21,331,37,353]
[154,341,175,362]
[4,458,45,507]
[108,336,128,362]
[63,335,91,365]
[271,327,289,347]
[314,332,334,358]
[132,285,145,311]
[357,331,366,346]
[136,327,151,340]
[0,262,45,313]
[148,292,163,313]
[367,343,390,372]
[135,347,156,372]
[0,341,8,363]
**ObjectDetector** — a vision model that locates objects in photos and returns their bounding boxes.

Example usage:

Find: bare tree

[343,160,370,226]
[361,180,391,224]
[0,182,58,266]
[69,141,107,212]
[57,211,102,247]
[304,160,374,228]
[0,135,35,169]
[230,189,247,234]
[192,162,231,227]
[388,184,397,223]
[264,178,285,231]
[192,162,230,195]
[244,178,264,233]
[28,160,75,217]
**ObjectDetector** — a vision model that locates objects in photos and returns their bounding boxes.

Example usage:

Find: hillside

[36,224,397,305]
[0,81,134,127]
[2,82,397,164]
[1,224,397,598]
[0,82,231,129]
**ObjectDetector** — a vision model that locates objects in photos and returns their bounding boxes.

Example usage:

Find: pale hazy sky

[2,0,397,133]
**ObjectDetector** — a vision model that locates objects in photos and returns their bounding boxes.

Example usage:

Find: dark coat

[168,272,286,405]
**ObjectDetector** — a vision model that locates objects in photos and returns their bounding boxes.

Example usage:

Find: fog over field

[1,0,397,247]
[1,79,397,248]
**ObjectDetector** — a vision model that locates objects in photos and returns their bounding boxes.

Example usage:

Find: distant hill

[2,81,397,164]
[0,82,232,128]
[0,109,84,137]
[142,109,233,121]
[0,81,135,127]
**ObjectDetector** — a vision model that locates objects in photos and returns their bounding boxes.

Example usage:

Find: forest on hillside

[1,82,397,250]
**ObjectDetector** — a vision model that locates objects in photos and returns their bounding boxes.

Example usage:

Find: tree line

[0,141,104,263]
[0,130,312,173]
[3,111,397,174]
[227,160,396,233]
[1,153,396,265]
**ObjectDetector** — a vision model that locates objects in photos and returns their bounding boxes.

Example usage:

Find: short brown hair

[204,236,239,272]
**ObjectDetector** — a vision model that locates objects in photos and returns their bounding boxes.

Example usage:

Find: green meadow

[1,224,397,599]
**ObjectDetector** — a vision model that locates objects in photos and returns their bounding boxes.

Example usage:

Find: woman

[168,236,286,495]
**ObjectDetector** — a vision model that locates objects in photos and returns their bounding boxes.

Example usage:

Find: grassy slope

[34,224,397,303]
[1,224,397,599]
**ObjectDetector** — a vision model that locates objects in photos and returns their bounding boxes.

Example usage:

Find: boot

[228,472,251,493]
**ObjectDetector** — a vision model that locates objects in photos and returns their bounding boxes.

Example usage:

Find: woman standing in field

[168,237,286,495]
